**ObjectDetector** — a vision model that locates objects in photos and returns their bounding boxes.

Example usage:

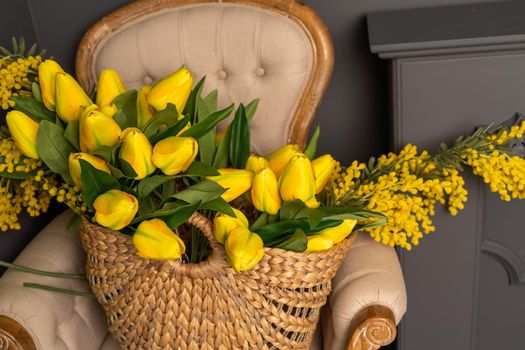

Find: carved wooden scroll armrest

[0,316,37,350]
[347,305,397,350]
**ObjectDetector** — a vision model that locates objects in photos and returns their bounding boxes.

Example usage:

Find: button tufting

[255,67,265,77]
[143,76,153,85]
[218,70,228,80]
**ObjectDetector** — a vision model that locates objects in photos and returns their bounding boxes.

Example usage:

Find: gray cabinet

[368,2,525,349]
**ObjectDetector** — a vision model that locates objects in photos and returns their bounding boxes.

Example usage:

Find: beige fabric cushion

[0,211,109,350]
[320,232,407,350]
[94,3,314,155]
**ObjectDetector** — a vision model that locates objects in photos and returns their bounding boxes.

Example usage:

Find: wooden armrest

[347,305,397,350]
[0,315,37,350]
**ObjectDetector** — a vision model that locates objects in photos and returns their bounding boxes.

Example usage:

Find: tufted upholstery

[90,3,315,155]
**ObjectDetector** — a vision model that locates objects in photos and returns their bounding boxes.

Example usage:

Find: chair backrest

[76,0,333,154]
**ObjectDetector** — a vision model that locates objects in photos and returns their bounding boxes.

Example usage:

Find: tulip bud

[279,154,319,208]
[93,189,138,230]
[119,128,155,179]
[224,226,264,272]
[318,219,357,244]
[55,72,92,122]
[312,154,337,194]
[38,59,64,111]
[69,152,111,188]
[213,208,249,244]
[133,218,186,260]
[245,155,269,173]
[136,85,155,128]
[96,69,126,108]
[79,105,121,153]
[208,168,253,202]
[306,235,334,252]
[265,144,302,178]
[152,136,198,176]
[6,111,39,159]
[147,67,193,112]
[100,104,118,118]
[251,168,281,215]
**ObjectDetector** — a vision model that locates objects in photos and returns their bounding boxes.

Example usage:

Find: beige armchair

[0,0,406,349]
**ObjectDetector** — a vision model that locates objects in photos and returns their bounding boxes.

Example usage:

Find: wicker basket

[79,212,355,350]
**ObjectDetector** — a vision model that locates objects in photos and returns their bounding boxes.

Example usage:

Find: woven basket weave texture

[80,212,355,350]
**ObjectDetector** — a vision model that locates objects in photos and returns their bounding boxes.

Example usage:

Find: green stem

[23,283,95,298]
[0,261,87,280]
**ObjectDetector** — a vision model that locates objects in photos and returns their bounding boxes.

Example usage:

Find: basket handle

[186,211,223,253]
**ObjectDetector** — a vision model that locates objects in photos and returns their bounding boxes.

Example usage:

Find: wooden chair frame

[0,1,396,350]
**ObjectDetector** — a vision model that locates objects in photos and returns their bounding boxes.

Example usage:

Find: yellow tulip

[96,68,126,108]
[93,189,138,230]
[136,85,155,128]
[208,168,253,202]
[152,136,198,176]
[265,144,302,178]
[6,111,39,159]
[306,235,334,252]
[251,168,281,214]
[318,219,357,244]
[213,208,249,244]
[55,72,92,122]
[312,154,337,194]
[245,155,269,173]
[147,67,193,112]
[119,128,155,180]
[100,104,118,118]
[38,59,64,111]
[133,218,186,260]
[69,152,111,188]
[279,154,319,208]
[79,105,121,153]
[224,226,264,272]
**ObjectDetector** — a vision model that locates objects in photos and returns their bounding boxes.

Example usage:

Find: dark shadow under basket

[79,212,355,350]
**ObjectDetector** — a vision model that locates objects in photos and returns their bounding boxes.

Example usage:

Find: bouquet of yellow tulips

[0,40,387,273]
[2,38,525,273]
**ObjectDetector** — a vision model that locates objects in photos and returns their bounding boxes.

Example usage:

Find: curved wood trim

[0,316,37,350]
[347,305,397,350]
[75,0,334,149]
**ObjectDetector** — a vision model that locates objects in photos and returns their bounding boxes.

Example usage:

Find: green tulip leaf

[31,82,42,102]
[131,200,201,229]
[229,104,250,168]
[254,218,342,244]
[137,194,157,216]
[142,103,179,138]
[212,124,232,168]
[118,158,138,179]
[183,161,220,177]
[274,229,308,251]
[183,76,206,124]
[196,90,218,165]
[181,103,234,139]
[279,200,324,229]
[200,197,235,216]
[11,96,55,122]
[245,98,260,122]
[163,201,202,229]
[64,120,80,150]
[164,179,225,206]
[36,120,75,184]
[112,90,138,129]
[317,206,387,222]
[149,117,189,144]
[138,175,177,198]
[304,125,320,160]
[90,145,116,164]
[79,159,120,207]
